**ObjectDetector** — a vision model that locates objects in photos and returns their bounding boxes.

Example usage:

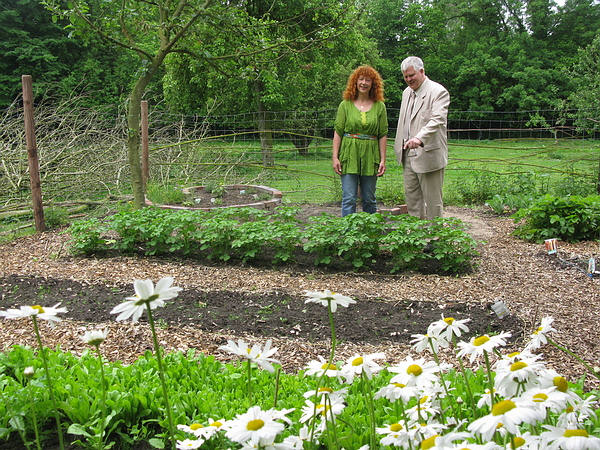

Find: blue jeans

[340,174,378,217]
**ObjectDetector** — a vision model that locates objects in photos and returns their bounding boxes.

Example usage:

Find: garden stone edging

[145,184,283,212]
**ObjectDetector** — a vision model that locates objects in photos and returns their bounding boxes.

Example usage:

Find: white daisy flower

[407,420,447,442]
[417,431,474,450]
[525,316,556,351]
[457,331,512,363]
[494,356,546,397]
[410,332,449,353]
[176,438,204,449]
[302,386,348,401]
[540,425,600,450]
[304,356,343,379]
[0,303,68,326]
[80,329,109,347]
[517,386,570,415]
[378,423,411,448]
[467,398,542,441]
[374,382,420,402]
[110,277,182,322]
[224,405,285,446]
[340,352,385,384]
[405,395,441,422]
[428,315,471,342]
[303,289,356,312]
[388,356,448,389]
[557,394,598,429]
[219,339,280,373]
[281,425,317,449]
[299,396,346,430]
[177,418,225,439]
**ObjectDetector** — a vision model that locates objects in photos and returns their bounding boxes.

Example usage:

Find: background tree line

[2,0,600,115]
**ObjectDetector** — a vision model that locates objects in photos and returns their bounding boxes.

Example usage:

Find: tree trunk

[254,79,274,167]
[127,58,165,209]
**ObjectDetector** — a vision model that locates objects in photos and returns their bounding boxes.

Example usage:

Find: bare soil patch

[0,204,598,389]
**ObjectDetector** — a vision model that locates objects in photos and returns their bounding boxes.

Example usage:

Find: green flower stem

[246,359,253,403]
[452,336,478,418]
[94,345,108,450]
[31,316,65,450]
[483,350,496,410]
[427,339,450,424]
[27,379,42,450]
[548,337,600,381]
[308,300,338,448]
[145,305,177,450]
[361,375,377,450]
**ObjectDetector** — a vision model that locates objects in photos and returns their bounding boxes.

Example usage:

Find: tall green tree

[43,0,362,208]
[0,0,136,108]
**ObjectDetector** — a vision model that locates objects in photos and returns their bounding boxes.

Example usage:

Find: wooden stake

[21,75,46,233]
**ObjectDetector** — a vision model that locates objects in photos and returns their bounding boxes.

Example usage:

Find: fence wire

[1,103,598,207]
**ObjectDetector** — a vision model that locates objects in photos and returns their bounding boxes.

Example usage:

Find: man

[394,56,450,221]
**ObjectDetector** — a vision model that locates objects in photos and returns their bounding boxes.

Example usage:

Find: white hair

[401,56,424,73]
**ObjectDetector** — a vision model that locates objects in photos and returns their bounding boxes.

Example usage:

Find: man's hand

[403,137,422,149]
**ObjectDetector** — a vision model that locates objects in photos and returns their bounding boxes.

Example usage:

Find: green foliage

[303,212,386,268]
[512,194,600,242]
[485,193,536,215]
[43,206,70,229]
[456,171,539,205]
[66,207,478,274]
[381,216,479,273]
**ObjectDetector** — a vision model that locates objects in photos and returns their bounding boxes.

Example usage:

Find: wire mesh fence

[1,101,598,207]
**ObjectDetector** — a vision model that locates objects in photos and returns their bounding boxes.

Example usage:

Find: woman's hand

[332,157,342,175]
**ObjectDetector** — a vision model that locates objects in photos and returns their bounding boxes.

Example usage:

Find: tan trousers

[402,156,445,221]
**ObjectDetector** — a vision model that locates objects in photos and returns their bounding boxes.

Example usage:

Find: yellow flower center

[393,382,407,388]
[508,351,521,358]
[190,423,203,430]
[352,357,363,366]
[420,434,438,449]
[321,363,337,370]
[246,419,264,431]
[444,317,455,325]
[419,395,429,405]
[210,421,222,427]
[390,423,403,432]
[565,406,574,413]
[533,326,543,335]
[513,437,526,448]
[564,429,589,438]
[31,305,44,314]
[318,387,334,394]
[554,376,568,392]
[474,335,490,346]
[407,364,423,376]
[532,393,548,402]
[491,399,516,416]
[317,404,331,416]
[510,361,528,371]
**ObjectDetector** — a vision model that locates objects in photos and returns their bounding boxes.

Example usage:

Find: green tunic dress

[334,99,388,176]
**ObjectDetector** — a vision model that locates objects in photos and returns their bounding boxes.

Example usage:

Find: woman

[332,65,388,217]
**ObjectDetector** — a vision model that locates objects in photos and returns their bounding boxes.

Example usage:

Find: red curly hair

[343,65,385,102]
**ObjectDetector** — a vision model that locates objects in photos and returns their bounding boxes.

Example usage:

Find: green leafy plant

[66,207,478,274]
[512,194,600,242]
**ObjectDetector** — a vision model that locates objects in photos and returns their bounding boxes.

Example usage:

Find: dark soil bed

[0,274,522,346]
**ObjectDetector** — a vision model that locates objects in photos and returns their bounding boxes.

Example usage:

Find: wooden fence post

[21,75,46,233]
[141,100,149,189]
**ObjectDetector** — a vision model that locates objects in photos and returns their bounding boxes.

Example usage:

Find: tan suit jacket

[393,77,450,173]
